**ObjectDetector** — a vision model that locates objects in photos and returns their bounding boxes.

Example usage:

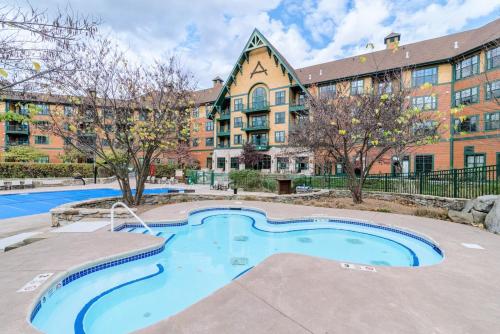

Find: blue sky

[13,0,500,88]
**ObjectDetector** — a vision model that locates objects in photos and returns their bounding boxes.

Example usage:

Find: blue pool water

[0,188,177,219]
[32,209,443,334]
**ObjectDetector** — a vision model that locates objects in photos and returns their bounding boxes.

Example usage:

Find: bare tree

[44,39,194,205]
[0,2,98,94]
[290,73,442,203]
[239,142,264,169]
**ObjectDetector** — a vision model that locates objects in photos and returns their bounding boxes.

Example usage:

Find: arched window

[252,87,267,109]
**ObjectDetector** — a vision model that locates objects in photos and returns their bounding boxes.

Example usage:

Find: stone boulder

[472,195,499,213]
[471,209,487,225]
[462,199,474,213]
[448,209,474,225]
[485,198,500,234]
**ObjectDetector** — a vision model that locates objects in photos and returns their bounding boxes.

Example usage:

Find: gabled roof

[193,86,221,105]
[210,29,308,115]
[296,18,500,85]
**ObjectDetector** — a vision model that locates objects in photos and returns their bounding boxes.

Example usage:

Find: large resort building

[1,19,499,174]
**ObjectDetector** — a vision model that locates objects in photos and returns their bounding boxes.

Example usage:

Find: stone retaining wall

[50,189,467,227]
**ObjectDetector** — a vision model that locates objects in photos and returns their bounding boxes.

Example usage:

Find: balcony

[242,120,269,132]
[243,139,269,151]
[6,137,30,147]
[217,143,230,149]
[217,109,231,121]
[289,102,307,113]
[6,123,29,135]
[216,126,230,137]
[243,101,270,114]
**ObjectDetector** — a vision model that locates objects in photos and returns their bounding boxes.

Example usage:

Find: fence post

[418,172,423,195]
[452,168,458,198]
[328,174,331,189]
[384,173,388,192]
[210,171,215,186]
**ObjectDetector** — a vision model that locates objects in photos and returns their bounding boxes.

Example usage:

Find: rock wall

[51,189,467,227]
[448,195,500,233]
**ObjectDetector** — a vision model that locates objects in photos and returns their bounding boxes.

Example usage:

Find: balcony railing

[289,102,307,112]
[243,139,269,151]
[216,143,230,149]
[216,126,230,136]
[242,120,269,132]
[217,108,231,121]
[243,101,270,114]
[6,123,29,134]
[6,138,30,146]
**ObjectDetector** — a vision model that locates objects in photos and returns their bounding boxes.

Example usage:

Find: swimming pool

[0,188,178,219]
[31,208,443,334]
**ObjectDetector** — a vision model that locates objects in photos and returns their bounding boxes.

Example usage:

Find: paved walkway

[0,201,499,334]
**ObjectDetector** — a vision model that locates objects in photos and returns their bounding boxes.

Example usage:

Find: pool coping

[3,200,499,334]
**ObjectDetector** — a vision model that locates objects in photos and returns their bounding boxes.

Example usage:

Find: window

[102,139,110,147]
[234,117,242,128]
[412,96,437,110]
[378,82,392,94]
[37,104,49,115]
[205,121,214,131]
[275,91,286,105]
[104,124,113,132]
[217,157,226,170]
[249,155,271,170]
[64,106,73,116]
[486,80,500,100]
[412,67,438,87]
[206,157,212,169]
[275,112,285,124]
[415,155,433,173]
[35,120,49,128]
[413,120,437,136]
[233,98,243,111]
[251,115,267,127]
[350,80,364,95]
[319,84,336,98]
[192,107,199,118]
[275,131,285,143]
[230,157,239,169]
[233,134,242,145]
[453,116,479,133]
[485,112,500,131]
[455,87,479,106]
[486,46,499,70]
[36,156,49,163]
[455,55,479,79]
[192,123,199,132]
[252,87,267,108]
[296,157,309,172]
[103,109,113,119]
[277,157,289,170]
[466,154,485,168]
[34,135,49,145]
[335,163,345,175]
[205,137,214,146]
[192,138,199,147]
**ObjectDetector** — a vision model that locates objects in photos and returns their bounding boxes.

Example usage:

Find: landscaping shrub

[155,164,177,178]
[0,162,93,178]
[229,170,266,191]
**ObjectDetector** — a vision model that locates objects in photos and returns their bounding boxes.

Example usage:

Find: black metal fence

[187,165,499,199]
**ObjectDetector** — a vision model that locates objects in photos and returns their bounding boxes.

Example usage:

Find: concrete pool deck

[0,201,499,333]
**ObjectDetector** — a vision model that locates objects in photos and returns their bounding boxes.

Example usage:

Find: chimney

[212,76,223,87]
[384,32,401,50]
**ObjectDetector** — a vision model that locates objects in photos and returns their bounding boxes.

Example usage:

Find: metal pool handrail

[110,201,153,234]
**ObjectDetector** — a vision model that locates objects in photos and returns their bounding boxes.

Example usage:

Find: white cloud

[6,0,500,88]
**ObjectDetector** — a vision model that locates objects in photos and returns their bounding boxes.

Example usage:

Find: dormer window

[455,55,479,79]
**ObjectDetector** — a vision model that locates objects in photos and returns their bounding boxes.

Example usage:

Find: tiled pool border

[30,206,443,326]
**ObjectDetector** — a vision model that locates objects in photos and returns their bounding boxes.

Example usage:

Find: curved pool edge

[26,236,166,331]
[29,205,445,330]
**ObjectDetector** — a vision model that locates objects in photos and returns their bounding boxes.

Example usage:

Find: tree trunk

[117,176,134,206]
[134,167,148,206]
[350,184,363,204]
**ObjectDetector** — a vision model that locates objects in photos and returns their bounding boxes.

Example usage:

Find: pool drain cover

[234,236,248,241]
[231,257,248,265]
[298,237,312,243]
[346,238,363,245]
[143,312,151,318]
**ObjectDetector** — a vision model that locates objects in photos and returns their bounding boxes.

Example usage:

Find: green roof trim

[210,28,309,118]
